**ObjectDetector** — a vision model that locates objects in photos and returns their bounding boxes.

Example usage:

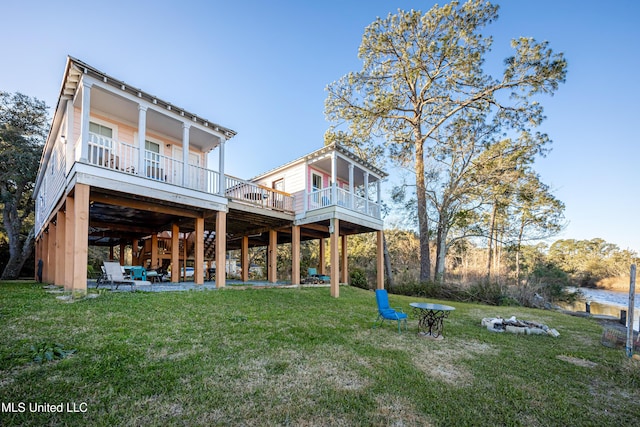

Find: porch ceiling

[225,207,294,250]
[78,188,378,249]
[87,86,221,152]
[309,156,378,186]
[85,188,205,246]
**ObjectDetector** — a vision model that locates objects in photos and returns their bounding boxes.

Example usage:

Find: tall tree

[0,91,48,279]
[511,173,565,282]
[548,238,638,287]
[325,0,566,281]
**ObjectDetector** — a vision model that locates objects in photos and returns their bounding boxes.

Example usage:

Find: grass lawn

[1,281,639,426]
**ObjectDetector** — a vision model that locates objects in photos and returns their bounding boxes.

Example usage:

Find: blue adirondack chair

[374,289,408,333]
[306,267,330,284]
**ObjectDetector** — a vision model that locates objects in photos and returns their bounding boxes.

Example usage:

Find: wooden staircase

[204,230,216,260]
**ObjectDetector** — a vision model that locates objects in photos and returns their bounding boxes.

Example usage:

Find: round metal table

[410,302,455,338]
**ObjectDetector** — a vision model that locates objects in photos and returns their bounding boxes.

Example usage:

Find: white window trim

[89,117,118,142]
[311,172,323,191]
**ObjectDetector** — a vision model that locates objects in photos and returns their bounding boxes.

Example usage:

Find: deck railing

[307,186,381,219]
[225,175,294,213]
[84,134,378,218]
[86,133,220,194]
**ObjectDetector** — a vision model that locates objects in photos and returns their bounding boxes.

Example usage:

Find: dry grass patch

[232,346,370,394]
[372,394,433,427]
[556,355,598,368]
[412,339,496,386]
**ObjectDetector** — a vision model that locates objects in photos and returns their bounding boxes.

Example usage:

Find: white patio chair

[99,261,136,290]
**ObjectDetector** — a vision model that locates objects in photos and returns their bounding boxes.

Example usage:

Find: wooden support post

[241,235,249,282]
[330,218,339,298]
[319,238,326,275]
[151,234,158,270]
[341,234,348,284]
[268,229,277,283]
[195,216,204,285]
[72,184,89,294]
[64,198,74,290]
[55,211,66,288]
[292,225,301,285]
[627,264,636,358]
[47,224,56,284]
[42,230,49,283]
[171,224,179,283]
[376,230,384,290]
[119,242,125,266]
[48,220,57,285]
[215,211,226,288]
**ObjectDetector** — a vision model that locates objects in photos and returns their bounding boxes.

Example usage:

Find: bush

[528,263,576,303]
[349,268,368,289]
[390,279,515,306]
[467,281,507,306]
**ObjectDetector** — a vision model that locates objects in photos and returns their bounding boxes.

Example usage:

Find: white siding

[35,119,68,235]
[252,162,306,214]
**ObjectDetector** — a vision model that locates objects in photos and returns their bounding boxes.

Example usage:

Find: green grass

[1,281,638,426]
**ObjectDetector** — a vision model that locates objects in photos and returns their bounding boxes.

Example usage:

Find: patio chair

[98,261,136,290]
[305,267,330,284]
[373,289,408,334]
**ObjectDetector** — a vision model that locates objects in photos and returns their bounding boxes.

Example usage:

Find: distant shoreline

[594,276,635,293]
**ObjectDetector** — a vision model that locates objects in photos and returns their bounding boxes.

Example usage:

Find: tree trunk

[486,202,497,281]
[516,220,525,284]
[495,229,502,283]
[415,139,431,281]
[1,205,35,280]
[434,219,448,283]
[382,232,394,288]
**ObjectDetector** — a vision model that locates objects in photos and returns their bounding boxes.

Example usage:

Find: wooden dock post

[627,264,636,358]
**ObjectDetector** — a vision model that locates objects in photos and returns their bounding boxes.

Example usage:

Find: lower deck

[36,178,385,298]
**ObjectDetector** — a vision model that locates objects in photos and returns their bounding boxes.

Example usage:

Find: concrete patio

[87,279,330,292]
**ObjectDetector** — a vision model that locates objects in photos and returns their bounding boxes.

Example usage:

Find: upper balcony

[249,143,387,225]
[85,131,221,194]
[84,131,295,213]
[305,186,381,218]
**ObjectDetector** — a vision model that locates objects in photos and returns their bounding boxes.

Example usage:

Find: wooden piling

[626,264,636,358]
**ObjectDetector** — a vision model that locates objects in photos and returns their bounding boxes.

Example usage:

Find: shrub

[349,268,368,289]
[467,281,506,306]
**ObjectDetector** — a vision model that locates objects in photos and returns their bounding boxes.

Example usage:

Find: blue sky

[3,0,639,253]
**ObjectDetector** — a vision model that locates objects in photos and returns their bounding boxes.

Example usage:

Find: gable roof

[251,143,388,181]
[62,56,236,138]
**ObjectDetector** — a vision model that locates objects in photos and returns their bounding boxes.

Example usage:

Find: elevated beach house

[33,57,386,297]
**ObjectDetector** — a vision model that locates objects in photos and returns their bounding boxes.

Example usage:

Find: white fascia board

[72,164,228,212]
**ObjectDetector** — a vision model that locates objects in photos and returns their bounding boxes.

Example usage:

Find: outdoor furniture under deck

[410,302,455,338]
[99,261,136,290]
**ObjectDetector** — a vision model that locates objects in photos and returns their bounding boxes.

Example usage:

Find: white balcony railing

[225,175,294,213]
[86,133,220,194]
[307,186,380,219]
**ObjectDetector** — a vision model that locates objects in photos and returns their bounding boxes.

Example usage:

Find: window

[272,179,285,209]
[273,178,284,192]
[312,173,322,191]
[89,122,113,138]
[145,140,160,153]
[50,150,56,175]
[145,140,163,180]
[88,121,114,166]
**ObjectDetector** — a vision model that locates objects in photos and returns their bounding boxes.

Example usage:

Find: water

[560,287,639,332]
